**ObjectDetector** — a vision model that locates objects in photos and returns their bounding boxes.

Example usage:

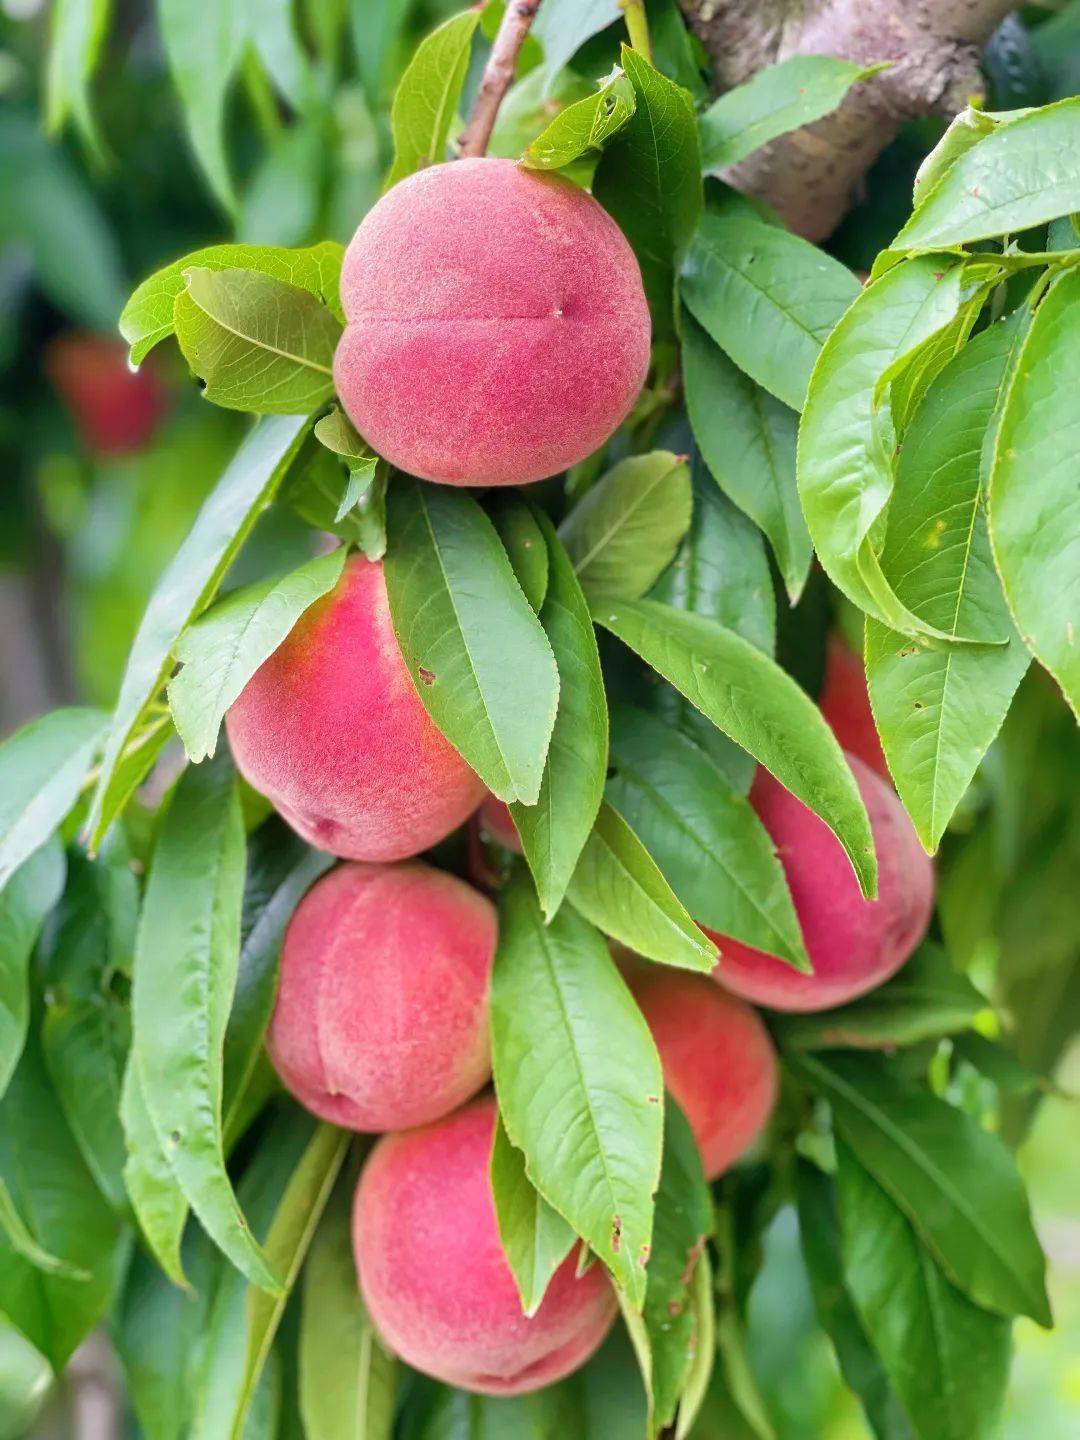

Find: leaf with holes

[522,67,635,170]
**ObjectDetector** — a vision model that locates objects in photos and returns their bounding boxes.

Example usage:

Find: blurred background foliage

[0,0,1077,1435]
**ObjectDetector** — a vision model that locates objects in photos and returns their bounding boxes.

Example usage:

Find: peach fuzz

[630,969,777,1180]
[226,554,484,861]
[706,753,933,1012]
[267,860,495,1131]
[354,1097,616,1394]
[333,158,651,487]
[819,634,889,781]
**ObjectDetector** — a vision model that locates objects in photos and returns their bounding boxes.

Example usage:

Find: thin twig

[618,0,653,62]
[458,0,542,159]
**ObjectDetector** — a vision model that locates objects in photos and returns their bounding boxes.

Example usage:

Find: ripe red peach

[354,1097,616,1394]
[46,332,166,455]
[631,969,777,1179]
[267,860,495,1131]
[334,158,651,487]
[226,555,484,860]
[819,634,889,781]
[706,754,933,1012]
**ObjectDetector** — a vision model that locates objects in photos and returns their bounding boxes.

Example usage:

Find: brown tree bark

[679,0,1018,239]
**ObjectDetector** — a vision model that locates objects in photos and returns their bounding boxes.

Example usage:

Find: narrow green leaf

[607,706,807,969]
[489,493,549,614]
[490,1112,577,1318]
[86,414,309,847]
[286,443,387,559]
[0,1177,89,1279]
[508,511,607,918]
[131,753,280,1294]
[988,270,1080,718]
[531,0,621,94]
[595,600,877,898]
[45,0,111,153]
[157,0,245,212]
[120,1057,188,1288]
[558,451,692,605]
[522,66,635,170]
[0,841,66,1100]
[385,9,481,189]
[682,209,860,412]
[674,1249,716,1439]
[169,548,348,763]
[0,707,105,891]
[790,1050,1051,1326]
[384,478,559,805]
[312,408,377,520]
[120,240,344,366]
[567,801,717,972]
[700,56,889,173]
[491,866,663,1308]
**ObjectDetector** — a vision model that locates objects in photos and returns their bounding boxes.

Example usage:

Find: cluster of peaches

[224,158,934,1397]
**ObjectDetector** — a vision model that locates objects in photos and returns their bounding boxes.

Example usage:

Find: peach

[267,860,495,1131]
[226,554,484,860]
[333,158,651,487]
[706,754,933,1012]
[46,332,166,455]
[819,634,889,781]
[354,1097,616,1394]
[631,969,777,1180]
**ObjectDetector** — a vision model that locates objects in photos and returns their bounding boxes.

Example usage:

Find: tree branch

[459,0,543,159]
[680,0,1017,239]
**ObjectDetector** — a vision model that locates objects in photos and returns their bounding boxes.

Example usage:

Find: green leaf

[558,451,692,605]
[522,67,635,170]
[169,548,348,763]
[531,0,620,94]
[45,0,111,154]
[894,96,1080,249]
[606,706,807,970]
[488,493,549,614]
[0,842,66,1100]
[798,254,986,638]
[775,943,986,1052]
[384,478,559,806]
[508,511,607,918]
[0,707,105,892]
[120,1057,189,1288]
[157,0,245,212]
[120,240,344,366]
[682,209,860,413]
[300,1163,398,1440]
[491,866,663,1308]
[593,45,702,338]
[837,1141,1011,1440]
[681,312,811,601]
[0,1022,125,1370]
[490,1112,576,1318]
[131,753,281,1294]
[312,409,377,520]
[866,318,1031,850]
[400,1381,587,1440]
[790,1050,1051,1326]
[700,56,889,173]
[385,9,481,189]
[174,267,340,415]
[86,414,309,847]
[285,443,387,560]
[567,801,717,972]
[0,1177,88,1279]
[230,1125,350,1439]
[595,600,877,898]
[988,270,1080,718]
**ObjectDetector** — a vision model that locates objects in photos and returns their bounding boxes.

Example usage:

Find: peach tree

[1,2,1078,1438]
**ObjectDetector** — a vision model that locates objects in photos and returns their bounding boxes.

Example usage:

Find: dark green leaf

[488,493,549,613]
[400,1380,587,1440]
[385,10,481,188]
[157,0,244,212]
[0,842,66,1101]
[0,1177,87,1279]
[285,444,386,559]
[522,67,635,170]
[490,1112,576,1318]
[491,866,663,1308]
[384,479,559,805]
[531,0,621,94]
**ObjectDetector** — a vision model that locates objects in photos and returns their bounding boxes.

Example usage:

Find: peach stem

[458,1,542,159]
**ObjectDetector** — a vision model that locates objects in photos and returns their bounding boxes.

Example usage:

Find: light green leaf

[791,1051,1051,1326]
[45,0,112,154]
[174,267,340,415]
[567,801,717,972]
[682,209,860,412]
[286,443,387,560]
[606,706,807,970]
[490,1112,576,1318]
[489,493,549,614]
[491,866,663,1308]
[595,601,877,898]
[0,707,106,892]
[120,240,344,366]
[508,510,607,918]
[131,753,280,1294]
[700,55,889,173]
[384,479,559,806]
[988,269,1080,718]
[531,0,621,94]
[522,67,635,170]
[0,842,66,1101]
[169,548,348,763]
[312,408,377,519]
[558,451,692,605]
[681,312,811,601]
[120,1057,188,1288]
[385,9,481,189]
[86,414,309,847]
[157,0,245,212]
